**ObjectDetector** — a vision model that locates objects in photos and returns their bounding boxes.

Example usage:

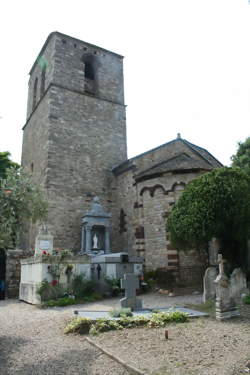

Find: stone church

[7,32,223,297]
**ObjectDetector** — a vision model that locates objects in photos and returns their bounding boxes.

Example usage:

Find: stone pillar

[81,226,85,252]
[105,227,111,253]
[85,226,92,253]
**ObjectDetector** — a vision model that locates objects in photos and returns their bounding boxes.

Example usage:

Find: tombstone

[203,267,218,303]
[35,225,53,255]
[230,268,248,302]
[214,254,239,321]
[120,273,142,311]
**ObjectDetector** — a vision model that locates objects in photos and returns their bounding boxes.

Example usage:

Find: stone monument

[214,254,239,321]
[80,197,111,255]
[230,268,248,303]
[203,267,218,303]
[35,225,54,255]
[120,273,142,311]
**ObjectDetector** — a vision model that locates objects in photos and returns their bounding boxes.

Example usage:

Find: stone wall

[21,32,127,251]
[6,249,33,298]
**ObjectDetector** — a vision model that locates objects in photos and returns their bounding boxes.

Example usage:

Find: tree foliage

[167,167,250,267]
[231,137,250,175]
[0,152,19,179]
[0,168,48,249]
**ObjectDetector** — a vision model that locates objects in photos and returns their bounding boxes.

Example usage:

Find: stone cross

[121,273,139,298]
[217,254,226,276]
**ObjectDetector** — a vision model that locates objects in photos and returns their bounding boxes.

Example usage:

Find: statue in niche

[93,233,99,249]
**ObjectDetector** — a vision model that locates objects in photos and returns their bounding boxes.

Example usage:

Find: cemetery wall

[6,249,33,298]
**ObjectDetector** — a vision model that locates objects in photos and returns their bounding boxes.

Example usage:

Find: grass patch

[64,311,189,335]
[41,292,103,308]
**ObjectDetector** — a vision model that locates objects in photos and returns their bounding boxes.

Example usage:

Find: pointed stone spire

[177,133,181,139]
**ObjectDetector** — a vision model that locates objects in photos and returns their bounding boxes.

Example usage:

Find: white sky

[0,0,250,166]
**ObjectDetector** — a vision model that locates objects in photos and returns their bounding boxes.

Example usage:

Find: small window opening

[30,163,34,173]
[84,62,95,80]
[62,39,66,44]
[119,209,127,233]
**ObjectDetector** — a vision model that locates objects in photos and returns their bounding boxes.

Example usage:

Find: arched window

[32,78,38,110]
[40,67,46,97]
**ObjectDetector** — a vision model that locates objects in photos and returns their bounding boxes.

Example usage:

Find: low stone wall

[6,249,33,298]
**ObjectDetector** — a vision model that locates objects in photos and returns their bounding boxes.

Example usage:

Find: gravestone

[230,268,248,302]
[35,225,53,255]
[214,254,239,321]
[203,267,218,302]
[120,273,142,311]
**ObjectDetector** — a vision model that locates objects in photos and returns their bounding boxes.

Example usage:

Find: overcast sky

[0,0,250,166]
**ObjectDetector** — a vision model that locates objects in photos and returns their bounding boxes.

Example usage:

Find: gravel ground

[0,293,249,375]
[0,299,129,375]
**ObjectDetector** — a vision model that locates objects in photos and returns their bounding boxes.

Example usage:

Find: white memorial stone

[203,267,218,303]
[35,225,53,255]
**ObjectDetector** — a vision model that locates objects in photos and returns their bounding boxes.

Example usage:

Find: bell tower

[21,32,127,250]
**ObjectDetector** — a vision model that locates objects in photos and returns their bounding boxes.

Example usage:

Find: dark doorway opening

[0,250,6,300]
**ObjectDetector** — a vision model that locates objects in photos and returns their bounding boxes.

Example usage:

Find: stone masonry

[18,32,224,292]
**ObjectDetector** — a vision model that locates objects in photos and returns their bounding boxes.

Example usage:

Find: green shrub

[148,311,188,328]
[109,307,132,318]
[70,274,95,298]
[64,310,188,335]
[243,295,250,304]
[143,269,175,288]
[89,318,123,335]
[36,279,64,301]
[43,297,76,307]
[64,317,92,334]
[104,276,121,296]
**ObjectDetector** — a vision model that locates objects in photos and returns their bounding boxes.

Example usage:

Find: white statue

[93,233,98,249]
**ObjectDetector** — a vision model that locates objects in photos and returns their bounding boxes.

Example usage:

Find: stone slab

[75,307,208,320]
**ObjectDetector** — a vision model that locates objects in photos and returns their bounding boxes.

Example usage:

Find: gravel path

[0,299,130,375]
[2,293,249,375]
[0,293,202,375]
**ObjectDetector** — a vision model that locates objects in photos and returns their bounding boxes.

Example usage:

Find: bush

[69,274,95,299]
[109,307,132,318]
[104,276,122,296]
[65,311,189,335]
[37,279,64,301]
[143,269,175,288]
[43,297,76,307]
[242,295,250,304]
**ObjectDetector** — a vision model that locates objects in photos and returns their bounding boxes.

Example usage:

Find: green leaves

[0,152,19,179]
[167,167,250,263]
[0,167,48,249]
[231,137,250,175]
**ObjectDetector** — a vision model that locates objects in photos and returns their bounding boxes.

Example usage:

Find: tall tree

[231,137,250,175]
[167,167,250,270]
[0,168,47,250]
[0,152,19,179]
